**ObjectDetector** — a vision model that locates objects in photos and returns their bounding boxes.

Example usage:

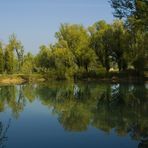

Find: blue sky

[0,0,114,54]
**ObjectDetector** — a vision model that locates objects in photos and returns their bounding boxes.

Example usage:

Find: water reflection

[0,82,147,148]
[0,119,11,148]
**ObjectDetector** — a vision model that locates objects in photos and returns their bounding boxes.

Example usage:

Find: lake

[0,82,148,148]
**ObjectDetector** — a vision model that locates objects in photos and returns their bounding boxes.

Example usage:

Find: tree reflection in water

[0,82,147,148]
[0,119,11,148]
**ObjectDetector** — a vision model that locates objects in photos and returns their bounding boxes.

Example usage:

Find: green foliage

[125,30,147,74]
[89,19,147,75]
[21,53,35,74]
[9,34,24,72]
[0,18,147,79]
[0,42,4,74]
[110,20,128,71]
[4,46,14,74]
[35,24,98,79]
[89,20,113,71]
[35,45,52,70]
[1,34,24,74]
[49,47,77,80]
[110,0,148,30]
[55,24,97,71]
[110,0,147,75]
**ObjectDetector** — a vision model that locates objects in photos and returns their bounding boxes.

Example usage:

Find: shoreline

[0,74,147,85]
[0,74,46,85]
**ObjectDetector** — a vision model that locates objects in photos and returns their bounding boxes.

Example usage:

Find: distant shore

[0,73,147,85]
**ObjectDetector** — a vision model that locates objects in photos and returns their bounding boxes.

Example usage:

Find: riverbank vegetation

[0,0,147,81]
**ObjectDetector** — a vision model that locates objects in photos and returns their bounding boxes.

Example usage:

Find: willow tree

[8,34,24,72]
[55,24,96,72]
[89,20,112,72]
[110,20,128,71]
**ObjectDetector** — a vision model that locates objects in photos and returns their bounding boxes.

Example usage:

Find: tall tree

[110,0,148,74]
[9,34,24,72]
[110,0,148,30]
[55,24,96,71]
[89,20,112,72]
[125,30,147,74]
[111,20,128,71]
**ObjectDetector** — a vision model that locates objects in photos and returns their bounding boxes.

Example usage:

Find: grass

[0,73,45,84]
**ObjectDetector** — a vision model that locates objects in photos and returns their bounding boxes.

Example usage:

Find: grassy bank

[0,74,46,85]
[0,70,147,85]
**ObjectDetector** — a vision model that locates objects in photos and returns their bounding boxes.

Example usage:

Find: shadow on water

[0,82,148,148]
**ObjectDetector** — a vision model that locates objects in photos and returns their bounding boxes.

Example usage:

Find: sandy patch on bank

[0,77,26,85]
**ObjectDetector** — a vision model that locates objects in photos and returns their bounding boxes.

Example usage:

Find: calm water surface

[0,82,148,148]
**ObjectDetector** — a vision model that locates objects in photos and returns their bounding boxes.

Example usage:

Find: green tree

[4,34,24,74]
[89,20,112,72]
[110,1,148,73]
[21,53,35,74]
[110,0,148,30]
[51,47,76,79]
[110,20,128,71]
[35,45,52,71]
[125,30,147,74]
[0,42,4,74]
[55,24,96,72]
[9,34,24,72]
[4,46,14,74]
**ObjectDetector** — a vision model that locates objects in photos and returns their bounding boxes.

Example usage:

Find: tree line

[0,0,147,79]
